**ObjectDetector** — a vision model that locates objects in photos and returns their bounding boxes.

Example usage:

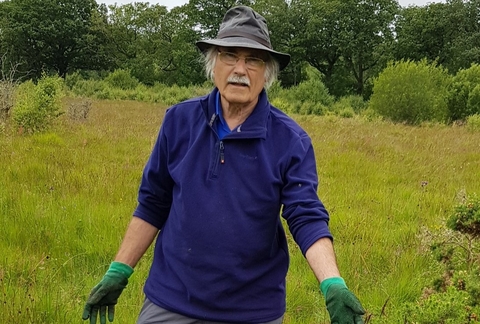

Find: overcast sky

[99,0,446,10]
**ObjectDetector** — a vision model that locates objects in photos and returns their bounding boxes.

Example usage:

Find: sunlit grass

[1,100,479,323]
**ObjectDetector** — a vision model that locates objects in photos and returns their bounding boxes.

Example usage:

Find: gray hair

[202,47,280,89]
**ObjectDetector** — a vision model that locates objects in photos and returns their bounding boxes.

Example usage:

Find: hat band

[217,30,272,49]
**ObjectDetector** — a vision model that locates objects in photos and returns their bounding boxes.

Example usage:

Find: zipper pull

[220,141,225,164]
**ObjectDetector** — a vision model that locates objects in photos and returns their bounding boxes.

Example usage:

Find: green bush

[369,60,451,125]
[266,80,283,101]
[447,195,480,238]
[447,64,480,121]
[270,97,295,114]
[270,66,333,115]
[466,114,480,132]
[64,71,84,90]
[402,286,477,324]
[1,81,16,122]
[331,97,361,118]
[338,95,367,113]
[402,194,480,323]
[12,75,64,133]
[104,69,139,90]
[337,107,355,118]
[71,79,108,98]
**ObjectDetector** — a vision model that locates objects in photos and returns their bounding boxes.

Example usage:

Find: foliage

[67,98,92,122]
[466,114,480,132]
[0,53,19,122]
[332,95,367,115]
[270,66,333,115]
[11,75,64,133]
[105,3,205,86]
[294,0,399,96]
[0,81,15,123]
[369,60,451,124]
[104,69,139,90]
[447,64,480,122]
[447,195,480,238]
[1,0,480,97]
[1,99,480,322]
[400,195,480,323]
[0,0,101,79]
[394,1,480,75]
[402,286,479,324]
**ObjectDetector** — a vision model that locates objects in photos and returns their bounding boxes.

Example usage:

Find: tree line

[1,0,479,99]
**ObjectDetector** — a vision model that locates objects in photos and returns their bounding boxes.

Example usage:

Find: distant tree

[1,0,102,79]
[290,0,398,97]
[105,2,206,86]
[394,0,480,74]
[186,0,254,39]
[253,0,305,87]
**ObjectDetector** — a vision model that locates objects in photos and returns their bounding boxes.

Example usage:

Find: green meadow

[1,98,480,323]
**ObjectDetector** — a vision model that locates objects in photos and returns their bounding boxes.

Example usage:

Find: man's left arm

[305,237,366,324]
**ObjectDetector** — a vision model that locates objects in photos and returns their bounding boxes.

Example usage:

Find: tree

[338,0,399,96]
[394,0,480,74]
[104,2,205,86]
[292,0,398,97]
[1,0,101,79]
[254,0,305,87]
[186,0,254,39]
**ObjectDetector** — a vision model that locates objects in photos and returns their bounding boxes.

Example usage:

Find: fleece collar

[204,88,269,139]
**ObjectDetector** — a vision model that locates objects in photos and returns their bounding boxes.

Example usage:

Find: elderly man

[82,5,365,324]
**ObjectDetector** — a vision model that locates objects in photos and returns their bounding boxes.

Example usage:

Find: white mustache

[227,75,250,86]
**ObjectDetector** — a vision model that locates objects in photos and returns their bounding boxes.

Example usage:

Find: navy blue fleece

[134,88,332,323]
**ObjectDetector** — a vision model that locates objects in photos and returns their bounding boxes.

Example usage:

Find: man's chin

[222,93,249,105]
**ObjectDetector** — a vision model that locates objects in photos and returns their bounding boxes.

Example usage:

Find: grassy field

[1,98,479,323]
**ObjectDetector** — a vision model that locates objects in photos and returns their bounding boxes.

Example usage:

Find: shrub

[266,80,283,101]
[402,194,480,324]
[337,107,355,118]
[359,108,382,122]
[64,71,84,90]
[331,97,359,118]
[447,64,480,122]
[402,286,477,324]
[466,114,480,132]
[298,101,315,115]
[67,98,92,122]
[104,69,139,90]
[447,195,480,238]
[71,79,107,98]
[338,95,367,113]
[369,60,451,125]
[270,97,295,114]
[0,81,15,122]
[269,65,334,115]
[12,75,64,133]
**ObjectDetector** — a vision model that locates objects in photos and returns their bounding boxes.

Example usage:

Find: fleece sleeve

[281,135,332,255]
[133,118,174,229]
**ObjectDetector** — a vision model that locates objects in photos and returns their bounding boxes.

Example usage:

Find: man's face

[213,47,268,108]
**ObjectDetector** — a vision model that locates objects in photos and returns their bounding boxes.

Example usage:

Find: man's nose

[233,58,248,74]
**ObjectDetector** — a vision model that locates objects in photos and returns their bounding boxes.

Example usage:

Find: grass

[1,99,480,323]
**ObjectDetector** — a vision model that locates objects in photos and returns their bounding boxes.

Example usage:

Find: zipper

[220,141,225,164]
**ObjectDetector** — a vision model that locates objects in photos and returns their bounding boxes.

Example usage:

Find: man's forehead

[219,46,268,57]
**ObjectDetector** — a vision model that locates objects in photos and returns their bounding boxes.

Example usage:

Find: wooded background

[1,0,479,99]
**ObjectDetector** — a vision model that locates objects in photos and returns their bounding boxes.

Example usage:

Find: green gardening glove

[82,262,134,324]
[320,277,365,324]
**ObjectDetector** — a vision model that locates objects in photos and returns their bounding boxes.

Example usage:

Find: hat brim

[196,37,291,71]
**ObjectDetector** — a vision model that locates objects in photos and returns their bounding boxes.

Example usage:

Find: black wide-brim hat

[196,6,291,71]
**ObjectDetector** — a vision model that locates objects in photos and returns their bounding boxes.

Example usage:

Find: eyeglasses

[217,51,266,69]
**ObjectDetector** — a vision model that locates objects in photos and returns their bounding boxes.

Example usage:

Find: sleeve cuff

[320,276,346,296]
[108,261,134,278]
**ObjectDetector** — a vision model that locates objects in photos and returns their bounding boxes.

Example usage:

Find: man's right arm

[114,216,159,268]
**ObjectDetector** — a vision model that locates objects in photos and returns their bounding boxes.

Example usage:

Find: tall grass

[1,100,479,323]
